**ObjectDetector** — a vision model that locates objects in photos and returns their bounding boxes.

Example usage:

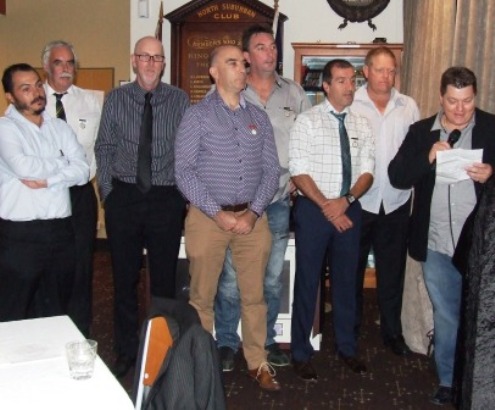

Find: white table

[0,315,134,410]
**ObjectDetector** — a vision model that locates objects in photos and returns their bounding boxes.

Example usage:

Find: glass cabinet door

[293,43,403,106]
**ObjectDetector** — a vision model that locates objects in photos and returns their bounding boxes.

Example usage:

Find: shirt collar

[6,103,53,125]
[354,84,406,108]
[431,109,476,133]
[131,80,163,99]
[245,72,287,93]
[44,82,74,96]
[213,89,247,109]
[324,98,349,115]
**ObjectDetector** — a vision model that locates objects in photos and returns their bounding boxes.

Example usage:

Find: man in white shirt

[42,41,102,336]
[351,47,420,356]
[0,63,89,321]
[289,59,374,381]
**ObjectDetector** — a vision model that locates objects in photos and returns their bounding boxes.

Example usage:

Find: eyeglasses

[135,54,165,62]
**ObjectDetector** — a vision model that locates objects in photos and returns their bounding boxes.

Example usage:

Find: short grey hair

[41,40,77,66]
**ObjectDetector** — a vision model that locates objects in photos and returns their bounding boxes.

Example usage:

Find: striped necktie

[54,93,67,122]
[136,92,153,193]
[331,111,352,196]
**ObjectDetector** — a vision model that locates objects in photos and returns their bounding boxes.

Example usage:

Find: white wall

[130,0,403,82]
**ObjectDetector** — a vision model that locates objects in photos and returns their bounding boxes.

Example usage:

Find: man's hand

[330,214,353,233]
[288,179,297,194]
[20,179,47,189]
[231,210,257,235]
[213,210,237,231]
[428,141,450,164]
[466,162,493,183]
[321,197,348,221]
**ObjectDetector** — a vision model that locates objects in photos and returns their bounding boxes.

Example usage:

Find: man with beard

[42,40,102,337]
[95,36,189,378]
[0,63,89,321]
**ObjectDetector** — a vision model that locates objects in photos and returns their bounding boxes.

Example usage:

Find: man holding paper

[388,66,495,406]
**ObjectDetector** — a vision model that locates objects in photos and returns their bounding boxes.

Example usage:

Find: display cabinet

[292,42,403,105]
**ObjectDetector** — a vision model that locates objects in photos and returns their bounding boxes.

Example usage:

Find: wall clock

[327,0,390,31]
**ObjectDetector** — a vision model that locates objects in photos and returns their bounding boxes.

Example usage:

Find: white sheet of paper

[436,148,483,184]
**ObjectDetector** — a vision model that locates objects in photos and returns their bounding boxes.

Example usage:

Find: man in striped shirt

[95,36,189,378]
[175,45,281,392]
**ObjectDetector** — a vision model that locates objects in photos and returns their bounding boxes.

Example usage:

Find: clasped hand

[321,197,353,233]
[214,210,257,234]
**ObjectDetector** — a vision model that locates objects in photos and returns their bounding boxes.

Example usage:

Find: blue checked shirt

[175,91,280,218]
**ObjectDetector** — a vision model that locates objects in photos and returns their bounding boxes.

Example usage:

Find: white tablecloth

[0,316,134,410]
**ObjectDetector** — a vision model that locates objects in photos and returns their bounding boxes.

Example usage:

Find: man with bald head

[95,36,189,377]
[175,45,281,391]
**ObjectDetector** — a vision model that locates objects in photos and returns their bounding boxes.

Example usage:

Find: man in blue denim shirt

[214,25,311,371]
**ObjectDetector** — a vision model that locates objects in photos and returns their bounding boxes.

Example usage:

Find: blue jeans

[422,249,462,387]
[214,197,290,351]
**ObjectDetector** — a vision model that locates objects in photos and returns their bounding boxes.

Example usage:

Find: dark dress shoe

[385,335,412,356]
[218,346,235,372]
[338,354,367,374]
[430,386,452,405]
[112,355,136,378]
[293,360,318,382]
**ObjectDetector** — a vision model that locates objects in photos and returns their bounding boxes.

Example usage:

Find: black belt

[221,203,249,212]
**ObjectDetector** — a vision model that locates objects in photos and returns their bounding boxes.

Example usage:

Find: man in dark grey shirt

[95,36,189,378]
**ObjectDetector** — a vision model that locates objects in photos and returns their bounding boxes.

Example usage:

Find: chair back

[134,317,173,409]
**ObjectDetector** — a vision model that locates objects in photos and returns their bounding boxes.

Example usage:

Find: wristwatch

[345,193,356,205]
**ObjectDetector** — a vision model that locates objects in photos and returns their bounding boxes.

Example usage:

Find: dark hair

[322,59,354,84]
[364,46,396,67]
[241,24,274,52]
[2,63,39,94]
[440,66,477,96]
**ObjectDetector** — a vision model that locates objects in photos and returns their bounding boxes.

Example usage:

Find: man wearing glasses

[95,36,189,378]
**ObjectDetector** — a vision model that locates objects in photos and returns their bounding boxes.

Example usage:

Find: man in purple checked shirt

[175,45,280,392]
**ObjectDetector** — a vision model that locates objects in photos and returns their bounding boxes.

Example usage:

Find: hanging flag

[155,1,164,42]
[272,0,279,39]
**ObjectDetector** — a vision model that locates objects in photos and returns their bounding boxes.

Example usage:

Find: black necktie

[331,111,352,196]
[54,93,67,122]
[136,92,153,193]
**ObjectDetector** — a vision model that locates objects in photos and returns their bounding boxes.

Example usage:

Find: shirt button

[239,177,243,180]
[234,127,238,131]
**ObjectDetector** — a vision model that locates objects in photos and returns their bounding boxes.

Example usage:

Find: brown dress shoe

[248,362,282,392]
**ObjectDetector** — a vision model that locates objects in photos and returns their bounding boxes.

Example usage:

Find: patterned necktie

[136,92,153,193]
[331,111,352,196]
[54,93,67,122]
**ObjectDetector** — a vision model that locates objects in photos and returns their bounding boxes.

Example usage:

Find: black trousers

[355,198,410,342]
[0,217,75,321]
[104,180,186,358]
[67,182,98,337]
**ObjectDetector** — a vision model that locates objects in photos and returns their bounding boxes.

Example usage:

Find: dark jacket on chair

[133,297,226,410]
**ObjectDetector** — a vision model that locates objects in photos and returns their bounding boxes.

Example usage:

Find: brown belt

[221,202,249,212]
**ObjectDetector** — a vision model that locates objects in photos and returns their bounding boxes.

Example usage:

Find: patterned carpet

[91,248,453,409]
